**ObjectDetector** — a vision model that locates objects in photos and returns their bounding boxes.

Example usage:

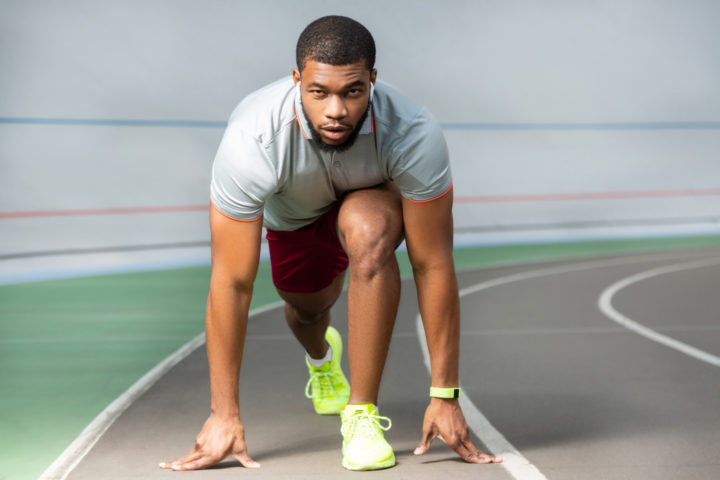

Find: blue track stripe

[1,117,719,131]
[0,117,226,128]
[440,121,720,131]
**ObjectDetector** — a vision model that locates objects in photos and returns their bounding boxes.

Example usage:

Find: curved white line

[457,251,704,298]
[598,257,720,367]
[416,312,548,480]
[38,301,285,480]
[42,250,716,479]
[415,250,713,480]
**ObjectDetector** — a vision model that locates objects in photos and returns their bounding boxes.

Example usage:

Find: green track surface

[2,235,719,480]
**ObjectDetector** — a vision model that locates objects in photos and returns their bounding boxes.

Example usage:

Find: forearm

[402,190,460,387]
[205,278,253,419]
[414,263,461,387]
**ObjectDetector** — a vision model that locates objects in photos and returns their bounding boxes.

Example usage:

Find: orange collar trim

[293,105,308,140]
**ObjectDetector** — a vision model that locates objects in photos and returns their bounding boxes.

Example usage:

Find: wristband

[429,386,461,399]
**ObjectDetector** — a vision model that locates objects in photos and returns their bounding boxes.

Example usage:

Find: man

[160,15,502,471]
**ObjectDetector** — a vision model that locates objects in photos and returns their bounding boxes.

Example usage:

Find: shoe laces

[341,410,392,440]
[305,367,336,399]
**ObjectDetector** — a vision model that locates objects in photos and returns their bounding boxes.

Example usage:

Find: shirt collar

[293,82,374,141]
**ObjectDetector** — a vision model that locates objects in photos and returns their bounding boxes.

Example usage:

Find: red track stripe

[1,189,719,219]
[0,205,209,219]
[454,188,720,203]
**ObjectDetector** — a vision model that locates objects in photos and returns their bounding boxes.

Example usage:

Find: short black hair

[296,16,375,72]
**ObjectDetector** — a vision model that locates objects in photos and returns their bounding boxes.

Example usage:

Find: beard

[303,104,370,153]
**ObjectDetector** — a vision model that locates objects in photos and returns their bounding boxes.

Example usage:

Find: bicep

[209,203,263,290]
[402,187,454,272]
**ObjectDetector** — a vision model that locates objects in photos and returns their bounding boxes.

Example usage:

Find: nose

[324,94,347,120]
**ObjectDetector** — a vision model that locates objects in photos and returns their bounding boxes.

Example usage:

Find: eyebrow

[307,80,366,90]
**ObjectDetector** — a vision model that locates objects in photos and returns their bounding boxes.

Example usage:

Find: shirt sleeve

[388,108,452,202]
[210,124,278,220]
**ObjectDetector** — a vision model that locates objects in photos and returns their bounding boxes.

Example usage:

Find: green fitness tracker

[429,387,461,399]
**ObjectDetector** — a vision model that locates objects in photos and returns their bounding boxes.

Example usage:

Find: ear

[292,68,301,85]
[370,68,378,84]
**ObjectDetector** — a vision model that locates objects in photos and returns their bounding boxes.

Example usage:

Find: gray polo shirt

[210,76,451,231]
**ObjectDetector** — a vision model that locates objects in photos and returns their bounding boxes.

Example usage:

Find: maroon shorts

[266,203,348,294]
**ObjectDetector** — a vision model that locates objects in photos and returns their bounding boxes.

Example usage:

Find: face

[293,60,377,151]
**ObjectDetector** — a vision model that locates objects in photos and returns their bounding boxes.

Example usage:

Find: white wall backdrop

[1,0,719,282]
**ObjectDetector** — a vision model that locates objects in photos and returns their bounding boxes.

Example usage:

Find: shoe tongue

[349,403,376,415]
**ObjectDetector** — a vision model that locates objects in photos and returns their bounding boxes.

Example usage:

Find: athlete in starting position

[161,15,502,471]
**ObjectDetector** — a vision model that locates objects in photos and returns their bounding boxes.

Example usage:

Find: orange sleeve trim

[407,181,453,204]
[211,201,262,222]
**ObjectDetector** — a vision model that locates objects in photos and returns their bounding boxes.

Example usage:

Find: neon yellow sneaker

[340,404,395,470]
[304,326,350,415]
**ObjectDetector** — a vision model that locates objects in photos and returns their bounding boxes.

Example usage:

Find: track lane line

[598,257,720,368]
[416,300,548,480]
[41,250,717,479]
[414,250,715,479]
[37,301,285,480]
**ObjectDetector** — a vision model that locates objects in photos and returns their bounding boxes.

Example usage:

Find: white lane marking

[416,315,548,480]
[40,250,717,479]
[389,324,720,339]
[38,301,285,480]
[10,322,719,345]
[457,251,706,298]
[0,335,204,344]
[0,333,311,344]
[598,257,720,368]
[414,251,713,480]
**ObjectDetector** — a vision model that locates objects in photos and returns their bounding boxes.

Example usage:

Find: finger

[469,449,503,464]
[457,438,503,464]
[462,436,503,464]
[171,452,223,471]
[234,452,261,469]
[158,448,202,469]
[452,440,483,464]
[169,450,207,469]
[476,451,503,464]
[413,427,436,456]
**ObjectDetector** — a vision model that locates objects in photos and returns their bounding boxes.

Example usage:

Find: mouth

[320,125,351,143]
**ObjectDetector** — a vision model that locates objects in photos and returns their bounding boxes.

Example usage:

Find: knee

[342,212,402,277]
[287,303,329,326]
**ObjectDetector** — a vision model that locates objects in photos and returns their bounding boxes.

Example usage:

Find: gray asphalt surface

[67,247,720,480]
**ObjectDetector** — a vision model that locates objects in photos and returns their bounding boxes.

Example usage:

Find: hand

[159,413,260,470]
[414,398,502,464]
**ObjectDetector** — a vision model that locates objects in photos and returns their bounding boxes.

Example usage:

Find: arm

[403,190,460,387]
[160,204,263,470]
[403,187,501,464]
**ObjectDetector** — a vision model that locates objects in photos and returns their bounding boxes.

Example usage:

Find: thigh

[276,271,345,318]
[266,202,348,295]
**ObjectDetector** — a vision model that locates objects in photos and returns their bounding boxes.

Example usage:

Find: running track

[55,247,720,480]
